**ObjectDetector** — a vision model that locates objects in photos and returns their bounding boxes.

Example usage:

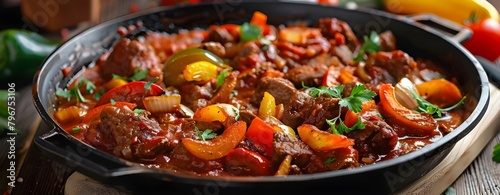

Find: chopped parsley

[325,158,337,164]
[410,90,466,118]
[110,99,116,106]
[493,143,500,163]
[216,70,230,90]
[134,109,145,114]
[113,68,149,82]
[233,107,240,121]
[194,127,217,141]
[56,77,96,103]
[353,31,380,62]
[303,83,376,134]
[144,76,159,92]
[71,127,81,133]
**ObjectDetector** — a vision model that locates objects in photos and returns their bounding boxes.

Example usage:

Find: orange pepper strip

[297,124,354,151]
[182,121,247,160]
[416,79,462,108]
[378,84,438,136]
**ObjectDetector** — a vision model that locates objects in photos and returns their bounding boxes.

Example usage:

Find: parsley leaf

[410,90,466,118]
[134,109,145,115]
[302,82,342,98]
[129,68,149,81]
[113,68,149,82]
[304,83,375,134]
[110,99,116,106]
[240,22,262,42]
[194,127,217,141]
[144,77,159,92]
[353,31,380,62]
[493,143,500,163]
[71,127,81,133]
[56,77,96,103]
[325,158,337,164]
[216,70,230,90]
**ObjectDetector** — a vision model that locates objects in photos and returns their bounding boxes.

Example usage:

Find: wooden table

[0,83,499,195]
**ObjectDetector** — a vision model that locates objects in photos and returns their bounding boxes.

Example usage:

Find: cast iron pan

[32,2,490,194]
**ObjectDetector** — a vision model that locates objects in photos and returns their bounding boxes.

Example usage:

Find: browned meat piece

[252,77,297,105]
[281,91,340,129]
[201,42,226,58]
[346,109,398,156]
[178,82,214,111]
[100,38,162,81]
[379,31,397,51]
[331,45,353,65]
[94,106,172,159]
[232,41,265,71]
[207,27,235,44]
[318,18,359,50]
[365,50,418,84]
[302,147,359,173]
[272,132,314,168]
[284,65,328,88]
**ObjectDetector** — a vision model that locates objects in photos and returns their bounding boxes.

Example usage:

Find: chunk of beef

[379,31,397,51]
[100,38,162,81]
[281,91,340,129]
[207,27,235,44]
[272,132,314,168]
[302,147,359,173]
[365,50,418,84]
[346,109,398,156]
[284,65,328,88]
[178,82,214,111]
[97,106,172,159]
[252,77,297,105]
[201,42,226,58]
[231,41,265,71]
[331,45,353,65]
[318,18,359,50]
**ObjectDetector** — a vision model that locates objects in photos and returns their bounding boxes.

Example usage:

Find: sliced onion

[395,78,419,110]
[275,155,292,176]
[178,104,194,118]
[143,95,181,113]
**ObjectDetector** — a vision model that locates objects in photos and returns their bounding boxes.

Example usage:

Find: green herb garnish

[216,70,230,90]
[303,82,376,134]
[410,90,466,118]
[353,31,380,62]
[71,127,81,133]
[113,68,149,82]
[144,76,159,92]
[493,143,500,163]
[56,77,96,103]
[194,127,217,141]
[325,157,337,164]
[110,99,116,106]
[134,109,145,115]
[240,22,262,43]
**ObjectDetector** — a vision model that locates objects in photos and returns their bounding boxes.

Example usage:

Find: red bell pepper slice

[225,148,272,176]
[95,81,163,106]
[246,117,276,157]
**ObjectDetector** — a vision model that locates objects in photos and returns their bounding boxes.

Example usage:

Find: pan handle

[33,128,157,181]
[405,14,472,43]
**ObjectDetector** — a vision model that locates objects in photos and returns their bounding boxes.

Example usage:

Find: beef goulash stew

[54,12,470,176]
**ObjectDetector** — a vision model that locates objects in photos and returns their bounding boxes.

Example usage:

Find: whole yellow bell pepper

[384,0,500,26]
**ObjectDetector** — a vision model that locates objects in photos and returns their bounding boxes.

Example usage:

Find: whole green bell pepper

[0,29,58,81]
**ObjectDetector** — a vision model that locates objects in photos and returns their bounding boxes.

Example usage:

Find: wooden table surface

[0,81,499,194]
[1,2,500,193]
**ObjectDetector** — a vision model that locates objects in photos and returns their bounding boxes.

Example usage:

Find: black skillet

[32,2,490,194]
